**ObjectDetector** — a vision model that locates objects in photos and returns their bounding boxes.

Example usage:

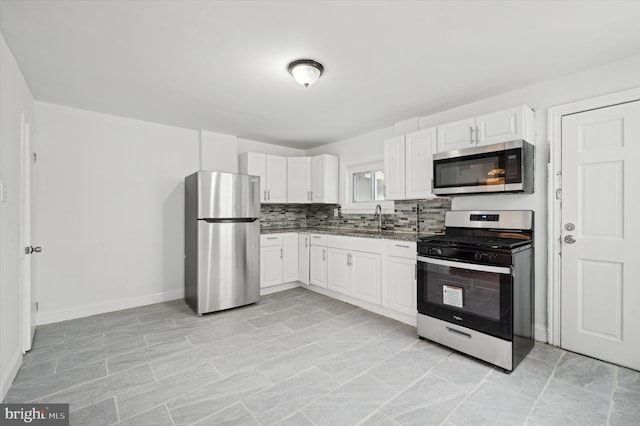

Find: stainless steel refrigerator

[184,171,260,315]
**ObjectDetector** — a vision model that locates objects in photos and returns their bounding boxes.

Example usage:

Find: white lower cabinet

[298,233,310,285]
[260,233,298,288]
[384,240,417,316]
[326,236,382,305]
[309,234,328,288]
[351,251,382,305]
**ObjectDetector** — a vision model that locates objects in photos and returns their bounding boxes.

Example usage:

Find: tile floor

[4,287,639,425]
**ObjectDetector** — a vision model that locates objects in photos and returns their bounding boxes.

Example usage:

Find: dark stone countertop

[260,227,442,242]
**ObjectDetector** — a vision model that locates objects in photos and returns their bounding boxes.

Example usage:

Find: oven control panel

[418,245,514,266]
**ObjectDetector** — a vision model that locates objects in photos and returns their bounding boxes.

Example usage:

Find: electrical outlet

[333,208,339,216]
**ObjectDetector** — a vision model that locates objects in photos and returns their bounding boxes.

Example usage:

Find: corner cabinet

[437,105,535,152]
[239,153,287,203]
[384,127,437,200]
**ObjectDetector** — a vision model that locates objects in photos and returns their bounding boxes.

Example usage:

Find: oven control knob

[473,252,483,261]
[435,248,443,256]
[489,253,498,263]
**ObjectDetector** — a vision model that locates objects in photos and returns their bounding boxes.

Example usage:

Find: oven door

[417,256,513,340]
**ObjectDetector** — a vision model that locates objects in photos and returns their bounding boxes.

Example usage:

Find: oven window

[435,153,504,187]
[425,262,502,320]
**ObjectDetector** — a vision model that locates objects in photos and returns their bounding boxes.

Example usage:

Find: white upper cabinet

[436,105,535,152]
[311,154,339,203]
[287,157,312,203]
[239,153,337,204]
[383,135,406,200]
[384,127,437,200]
[436,118,476,152]
[239,153,287,203]
[405,128,437,199]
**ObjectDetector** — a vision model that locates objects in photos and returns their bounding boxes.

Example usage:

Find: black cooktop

[418,235,531,250]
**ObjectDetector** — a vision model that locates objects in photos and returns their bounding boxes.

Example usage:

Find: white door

[383,135,405,200]
[437,118,475,151]
[351,251,381,304]
[309,245,327,288]
[265,155,287,203]
[560,100,640,370]
[387,256,417,316]
[298,234,310,285]
[405,128,436,199]
[260,246,284,288]
[287,157,311,203]
[282,233,298,283]
[327,248,350,295]
[20,115,36,352]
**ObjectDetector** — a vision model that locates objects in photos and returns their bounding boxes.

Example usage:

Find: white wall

[0,33,36,400]
[32,104,304,326]
[33,103,200,324]
[307,53,640,341]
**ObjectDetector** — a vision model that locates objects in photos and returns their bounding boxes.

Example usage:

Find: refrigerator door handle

[201,218,258,223]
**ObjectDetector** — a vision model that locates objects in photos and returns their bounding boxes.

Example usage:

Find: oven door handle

[417,256,512,275]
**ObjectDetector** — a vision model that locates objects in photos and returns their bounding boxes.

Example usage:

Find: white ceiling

[2,1,640,149]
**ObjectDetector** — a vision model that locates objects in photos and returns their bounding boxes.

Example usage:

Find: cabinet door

[298,234,310,285]
[383,135,406,200]
[309,246,327,288]
[287,157,312,203]
[239,152,267,202]
[260,245,283,288]
[437,118,476,152]
[387,256,416,315]
[283,233,299,283]
[476,106,526,146]
[405,128,437,199]
[265,155,287,203]
[351,251,381,304]
[327,248,350,296]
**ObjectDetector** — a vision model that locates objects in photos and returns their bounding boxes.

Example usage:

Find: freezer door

[197,171,260,219]
[190,219,260,314]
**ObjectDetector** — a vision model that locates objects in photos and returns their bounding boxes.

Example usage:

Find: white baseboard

[260,281,300,296]
[36,289,185,325]
[1,349,23,401]
[534,324,548,342]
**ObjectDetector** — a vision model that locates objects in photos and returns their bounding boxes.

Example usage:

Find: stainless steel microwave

[432,140,534,196]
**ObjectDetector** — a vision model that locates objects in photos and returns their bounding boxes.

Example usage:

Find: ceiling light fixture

[287,59,324,88]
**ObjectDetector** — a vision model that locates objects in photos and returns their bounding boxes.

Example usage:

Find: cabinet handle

[310,190,314,200]
[470,126,474,144]
[312,236,322,239]
[322,249,326,261]
[395,244,410,248]
[267,237,278,240]
[263,190,267,201]
[268,190,271,201]
[305,239,308,248]
[280,248,283,259]
[347,254,352,265]
[475,126,480,143]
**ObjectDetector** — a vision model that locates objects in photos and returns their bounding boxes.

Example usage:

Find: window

[342,160,394,213]
[352,170,385,203]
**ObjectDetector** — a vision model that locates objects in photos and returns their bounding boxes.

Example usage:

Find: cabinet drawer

[261,234,283,247]
[309,234,328,246]
[387,240,417,259]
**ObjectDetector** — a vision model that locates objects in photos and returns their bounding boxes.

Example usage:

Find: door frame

[547,86,640,346]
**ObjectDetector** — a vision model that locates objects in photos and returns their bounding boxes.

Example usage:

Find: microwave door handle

[417,256,512,275]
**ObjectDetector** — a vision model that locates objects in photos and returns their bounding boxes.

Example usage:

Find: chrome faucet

[374,204,383,232]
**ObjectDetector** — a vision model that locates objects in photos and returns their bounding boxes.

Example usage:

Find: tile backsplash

[260,198,450,235]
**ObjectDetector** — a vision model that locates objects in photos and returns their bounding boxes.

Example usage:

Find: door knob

[565,223,575,231]
[564,235,576,244]
[25,246,42,254]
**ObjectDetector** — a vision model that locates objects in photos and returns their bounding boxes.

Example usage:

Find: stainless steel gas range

[416,210,534,372]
